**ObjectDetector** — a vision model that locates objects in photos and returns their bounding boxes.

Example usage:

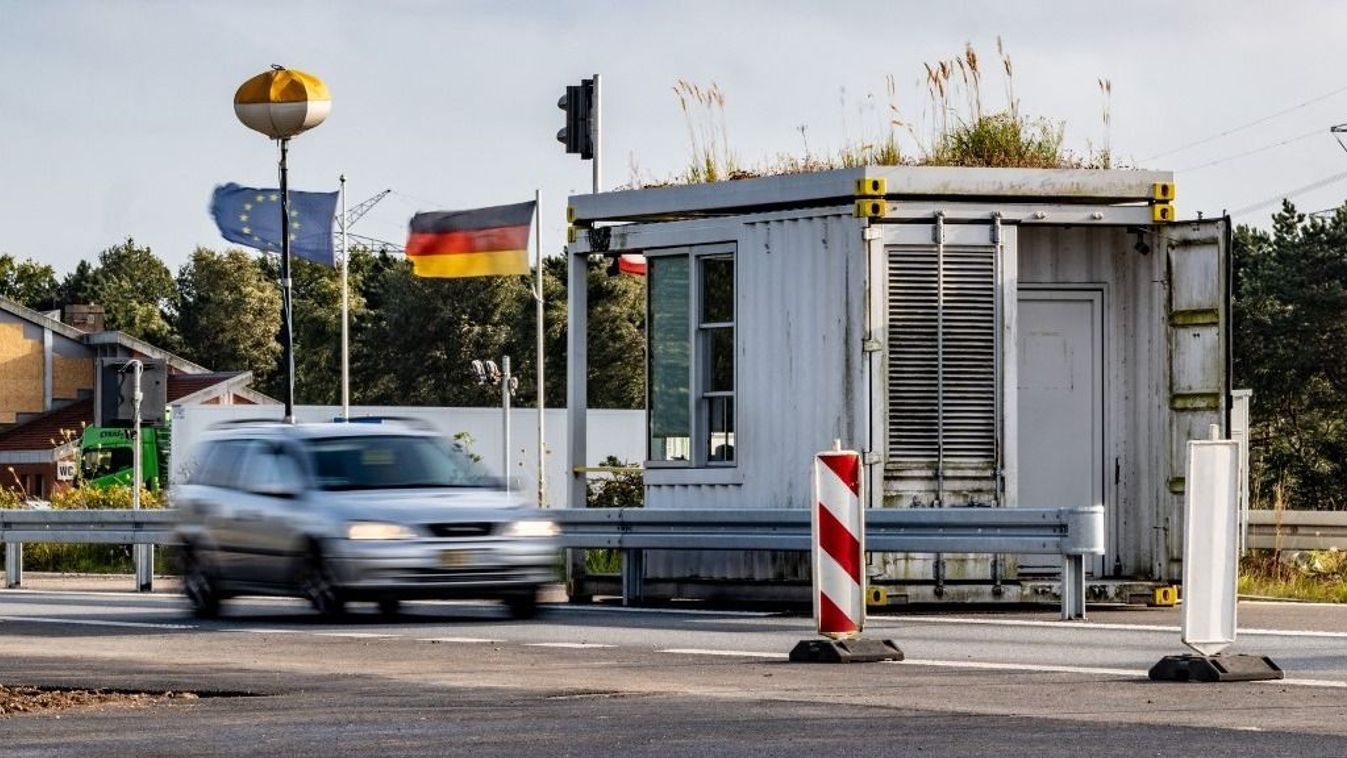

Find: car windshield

[82,447,131,480]
[305,435,502,491]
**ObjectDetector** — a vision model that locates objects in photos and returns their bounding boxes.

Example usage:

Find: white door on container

[1016,289,1104,575]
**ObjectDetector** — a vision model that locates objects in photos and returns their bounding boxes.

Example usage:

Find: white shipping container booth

[564,166,1228,603]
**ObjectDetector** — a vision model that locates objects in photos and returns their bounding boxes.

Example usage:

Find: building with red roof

[0,297,275,498]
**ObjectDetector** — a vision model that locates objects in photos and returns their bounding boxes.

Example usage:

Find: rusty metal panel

[1164,220,1230,581]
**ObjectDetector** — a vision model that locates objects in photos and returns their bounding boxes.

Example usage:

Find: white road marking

[227,628,307,634]
[1236,628,1347,640]
[526,642,616,649]
[892,658,1143,677]
[0,615,195,630]
[0,588,183,600]
[0,588,297,605]
[659,648,788,659]
[417,636,503,644]
[1277,677,1347,689]
[891,658,1347,689]
[312,632,398,639]
[1241,599,1347,608]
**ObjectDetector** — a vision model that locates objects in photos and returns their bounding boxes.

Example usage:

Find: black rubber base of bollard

[1148,654,1283,682]
[788,638,904,663]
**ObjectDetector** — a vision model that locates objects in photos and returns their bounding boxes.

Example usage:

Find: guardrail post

[134,544,154,592]
[1060,554,1085,620]
[5,542,21,588]
[620,548,644,606]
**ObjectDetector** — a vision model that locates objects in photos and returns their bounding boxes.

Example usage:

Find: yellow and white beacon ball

[234,66,331,140]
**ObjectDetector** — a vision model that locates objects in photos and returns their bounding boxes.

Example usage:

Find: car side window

[192,440,248,489]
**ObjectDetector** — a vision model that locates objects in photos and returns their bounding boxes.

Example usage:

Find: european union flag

[209,183,338,266]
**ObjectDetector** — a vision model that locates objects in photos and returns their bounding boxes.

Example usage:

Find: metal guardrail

[1,510,176,591]
[1247,510,1347,551]
[0,506,1105,618]
[552,506,1105,619]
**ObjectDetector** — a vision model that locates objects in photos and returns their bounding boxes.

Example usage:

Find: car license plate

[440,550,470,568]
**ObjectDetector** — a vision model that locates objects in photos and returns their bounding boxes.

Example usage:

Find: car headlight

[507,519,559,538]
[346,521,418,540]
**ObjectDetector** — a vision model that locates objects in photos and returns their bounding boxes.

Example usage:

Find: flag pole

[534,188,546,507]
[339,174,350,422]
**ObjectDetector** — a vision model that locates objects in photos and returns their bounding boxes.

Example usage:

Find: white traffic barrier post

[789,444,901,663]
[1150,426,1281,682]
[4,542,21,588]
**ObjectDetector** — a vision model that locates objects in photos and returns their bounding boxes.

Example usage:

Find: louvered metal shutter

[887,242,997,463]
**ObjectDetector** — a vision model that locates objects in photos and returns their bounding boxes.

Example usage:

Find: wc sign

[56,460,76,481]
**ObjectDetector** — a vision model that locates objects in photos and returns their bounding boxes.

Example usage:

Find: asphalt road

[1,586,1345,756]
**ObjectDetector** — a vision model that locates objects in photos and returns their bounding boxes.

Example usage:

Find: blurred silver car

[173,422,558,619]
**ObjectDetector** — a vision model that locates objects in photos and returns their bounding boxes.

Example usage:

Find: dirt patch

[0,684,198,717]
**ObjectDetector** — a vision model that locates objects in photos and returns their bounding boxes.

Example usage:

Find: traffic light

[557,78,594,160]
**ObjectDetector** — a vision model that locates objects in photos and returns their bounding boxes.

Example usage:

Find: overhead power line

[1143,82,1347,162]
[1228,168,1347,218]
[1175,127,1326,172]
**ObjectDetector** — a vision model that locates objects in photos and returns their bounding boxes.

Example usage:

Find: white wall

[169,404,644,508]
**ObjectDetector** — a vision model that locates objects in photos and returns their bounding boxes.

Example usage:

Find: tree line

[0,239,644,410]
[5,199,1347,510]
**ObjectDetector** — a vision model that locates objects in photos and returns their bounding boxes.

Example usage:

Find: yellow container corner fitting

[855,177,887,197]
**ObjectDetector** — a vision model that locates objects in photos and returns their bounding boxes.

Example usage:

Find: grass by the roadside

[1239,551,1347,603]
[0,543,177,575]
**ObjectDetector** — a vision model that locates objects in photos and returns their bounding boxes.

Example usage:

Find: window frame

[696,253,736,467]
[644,242,737,470]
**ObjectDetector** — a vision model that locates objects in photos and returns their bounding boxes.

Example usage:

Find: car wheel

[504,588,539,620]
[300,551,346,619]
[377,597,401,618]
[182,550,221,619]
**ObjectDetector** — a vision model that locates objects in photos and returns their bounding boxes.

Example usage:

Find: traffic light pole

[591,73,601,193]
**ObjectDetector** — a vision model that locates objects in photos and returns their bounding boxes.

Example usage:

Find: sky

[4,0,1347,277]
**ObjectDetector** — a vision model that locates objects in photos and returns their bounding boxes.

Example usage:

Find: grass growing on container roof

[646,38,1117,188]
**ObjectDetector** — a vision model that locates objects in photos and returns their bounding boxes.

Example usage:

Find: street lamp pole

[278,137,296,423]
[233,65,330,425]
[122,359,152,592]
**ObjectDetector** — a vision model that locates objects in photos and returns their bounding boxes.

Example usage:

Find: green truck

[79,426,171,491]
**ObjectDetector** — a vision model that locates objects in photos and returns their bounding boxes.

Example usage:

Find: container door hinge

[862,338,883,353]
[863,451,882,465]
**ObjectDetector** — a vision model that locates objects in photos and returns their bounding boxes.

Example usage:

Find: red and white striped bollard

[812,447,865,638]
[790,445,901,662]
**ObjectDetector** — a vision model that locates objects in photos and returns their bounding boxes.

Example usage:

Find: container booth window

[647,244,736,467]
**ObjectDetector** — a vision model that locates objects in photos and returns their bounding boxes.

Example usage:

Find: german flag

[406,201,534,278]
